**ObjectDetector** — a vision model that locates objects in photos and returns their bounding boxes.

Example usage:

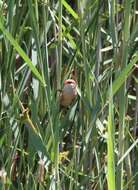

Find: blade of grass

[0,18,45,86]
[62,0,79,20]
[117,1,132,189]
[118,138,138,166]
[107,82,115,190]
[109,52,138,96]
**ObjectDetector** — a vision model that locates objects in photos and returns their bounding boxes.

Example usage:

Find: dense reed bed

[0,1,138,189]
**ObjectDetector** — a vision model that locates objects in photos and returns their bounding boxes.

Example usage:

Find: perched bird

[60,79,77,107]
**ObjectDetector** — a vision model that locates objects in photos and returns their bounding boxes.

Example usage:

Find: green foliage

[0,0,138,189]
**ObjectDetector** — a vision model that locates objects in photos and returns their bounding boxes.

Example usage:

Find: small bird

[60,79,77,107]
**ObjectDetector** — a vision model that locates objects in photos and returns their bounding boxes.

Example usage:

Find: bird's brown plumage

[60,79,77,107]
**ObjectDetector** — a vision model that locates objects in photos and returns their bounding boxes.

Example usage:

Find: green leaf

[0,19,45,86]
[111,53,138,95]
[28,126,50,160]
[62,0,79,20]
[107,82,116,190]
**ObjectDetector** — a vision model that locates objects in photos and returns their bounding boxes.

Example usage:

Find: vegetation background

[0,0,138,189]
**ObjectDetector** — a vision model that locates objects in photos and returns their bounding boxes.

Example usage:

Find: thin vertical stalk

[95,5,101,101]
[78,0,90,100]
[107,82,116,190]
[108,0,117,51]
[134,83,138,190]
[125,120,133,190]
[54,1,62,189]
[57,0,62,91]
[117,1,131,190]
[42,2,53,126]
